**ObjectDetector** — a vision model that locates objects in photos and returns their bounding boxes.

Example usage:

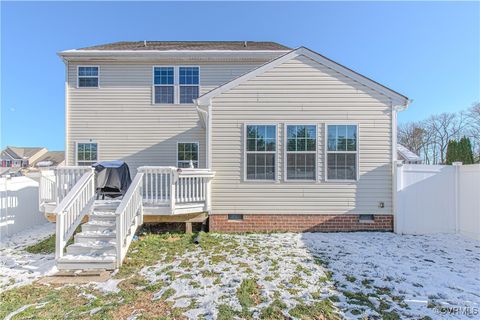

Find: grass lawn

[2,229,478,319]
[0,230,340,320]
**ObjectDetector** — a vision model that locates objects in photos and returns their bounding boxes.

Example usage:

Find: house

[1,146,48,168]
[397,144,422,164]
[33,151,66,169]
[40,41,409,270]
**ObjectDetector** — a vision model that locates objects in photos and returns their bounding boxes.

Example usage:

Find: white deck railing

[138,166,214,212]
[115,172,144,267]
[39,170,56,208]
[55,166,92,204]
[176,169,214,208]
[138,166,175,206]
[54,169,95,259]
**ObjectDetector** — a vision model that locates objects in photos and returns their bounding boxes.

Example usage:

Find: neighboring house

[1,146,47,168]
[57,41,410,234]
[33,151,66,169]
[397,144,422,164]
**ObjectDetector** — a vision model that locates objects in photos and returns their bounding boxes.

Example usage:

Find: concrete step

[66,241,116,255]
[57,254,116,271]
[82,220,116,233]
[75,230,116,244]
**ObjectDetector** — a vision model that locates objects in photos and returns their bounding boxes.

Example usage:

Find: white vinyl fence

[396,163,480,240]
[0,176,49,239]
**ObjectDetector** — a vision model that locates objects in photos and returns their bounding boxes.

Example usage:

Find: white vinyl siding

[67,61,269,173]
[210,55,394,215]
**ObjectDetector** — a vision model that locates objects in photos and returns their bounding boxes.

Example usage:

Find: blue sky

[1,1,479,150]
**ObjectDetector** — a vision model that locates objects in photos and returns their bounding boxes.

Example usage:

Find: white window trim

[75,141,99,166]
[176,141,200,168]
[77,65,99,89]
[243,123,279,183]
[283,123,319,182]
[324,123,359,182]
[152,66,200,105]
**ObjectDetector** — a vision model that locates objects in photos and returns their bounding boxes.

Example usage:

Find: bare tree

[398,122,425,154]
[425,112,466,164]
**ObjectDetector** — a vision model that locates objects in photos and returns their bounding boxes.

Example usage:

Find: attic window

[78,66,99,88]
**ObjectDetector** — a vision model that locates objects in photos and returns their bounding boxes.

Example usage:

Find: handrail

[54,168,95,259]
[115,172,144,267]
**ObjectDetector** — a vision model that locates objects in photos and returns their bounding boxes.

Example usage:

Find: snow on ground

[141,233,338,319]
[302,232,480,319]
[0,223,56,292]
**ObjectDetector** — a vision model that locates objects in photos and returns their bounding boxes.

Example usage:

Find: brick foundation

[209,214,393,233]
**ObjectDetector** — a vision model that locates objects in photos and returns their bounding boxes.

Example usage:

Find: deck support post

[185,222,192,234]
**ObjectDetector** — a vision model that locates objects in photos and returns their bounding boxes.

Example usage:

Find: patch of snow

[0,223,56,292]
[142,233,338,319]
[302,232,480,319]
[92,278,123,294]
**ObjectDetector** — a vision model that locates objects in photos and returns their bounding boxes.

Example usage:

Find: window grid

[326,124,358,181]
[177,142,199,168]
[78,66,99,88]
[286,125,317,181]
[76,142,98,166]
[153,66,200,104]
[245,125,277,181]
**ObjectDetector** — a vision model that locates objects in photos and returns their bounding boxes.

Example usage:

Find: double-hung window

[286,125,316,180]
[177,142,199,168]
[179,67,200,104]
[153,67,199,104]
[76,142,98,166]
[245,125,276,181]
[154,67,175,104]
[326,124,358,180]
[78,66,99,88]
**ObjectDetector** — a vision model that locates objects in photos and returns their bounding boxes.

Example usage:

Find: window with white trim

[286,125,316,180]
[153,66,199,104]
[326,125,358,180]
[177,142,199,168]
[246,125,276,180]
[154,67,174,104]
[76,143,98,166]
[179,67,200,104]
[78,66,98,87]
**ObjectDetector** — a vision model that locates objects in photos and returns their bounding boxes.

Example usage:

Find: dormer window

[78,66,99,88]
[153,66,200,104]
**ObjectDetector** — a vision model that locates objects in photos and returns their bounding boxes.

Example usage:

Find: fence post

[393,160,404,234]
[452,162,462,234]
[170,170,178,214]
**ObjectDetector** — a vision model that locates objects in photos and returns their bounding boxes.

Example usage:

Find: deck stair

[57,200,121,271]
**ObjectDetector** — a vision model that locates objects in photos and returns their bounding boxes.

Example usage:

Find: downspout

[392,99,411,233]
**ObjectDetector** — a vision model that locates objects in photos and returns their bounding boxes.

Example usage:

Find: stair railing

[54,168,95,259]
[115,172,144,267]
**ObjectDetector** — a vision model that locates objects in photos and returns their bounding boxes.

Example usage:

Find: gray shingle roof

[78,41,290,51]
